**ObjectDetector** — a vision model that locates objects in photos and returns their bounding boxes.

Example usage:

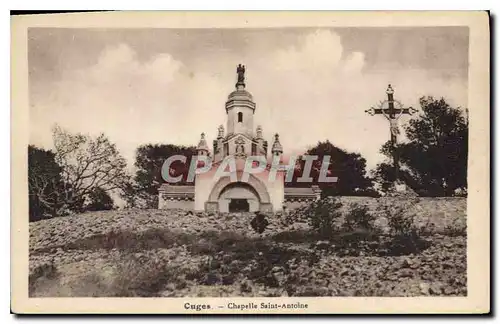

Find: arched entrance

[219,182,259,212]
[205,175,273,213]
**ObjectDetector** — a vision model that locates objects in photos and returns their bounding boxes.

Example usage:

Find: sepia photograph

[11,11,490,314]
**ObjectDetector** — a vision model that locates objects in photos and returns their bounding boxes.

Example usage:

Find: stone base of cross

[385,179,419,197]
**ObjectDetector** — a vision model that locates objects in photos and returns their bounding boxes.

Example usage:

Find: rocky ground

[29,198,467,297]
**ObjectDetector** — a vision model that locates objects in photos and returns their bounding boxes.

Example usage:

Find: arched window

[238,112,243,123]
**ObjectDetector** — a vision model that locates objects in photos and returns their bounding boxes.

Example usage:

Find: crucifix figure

[365,84,418,185]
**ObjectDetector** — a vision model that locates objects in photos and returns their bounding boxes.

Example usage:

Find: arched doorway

[218,182,260,213]
[205,175,273,213]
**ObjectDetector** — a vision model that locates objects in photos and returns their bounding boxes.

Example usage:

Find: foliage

[52,125,129,213]
[374,97,468,196]
[250,212,269,234]
[84,187,115,211]
[287,197,343,238]
[342,203,376,232]
[28,145,66,221]
[382,198,430,255]
[286,140,374,196]
[123,144,196,208]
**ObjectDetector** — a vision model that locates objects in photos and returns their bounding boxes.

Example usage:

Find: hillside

[29,197,467,297]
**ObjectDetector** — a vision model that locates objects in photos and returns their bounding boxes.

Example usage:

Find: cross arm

[364,107,384,116]
[402,106,419,115]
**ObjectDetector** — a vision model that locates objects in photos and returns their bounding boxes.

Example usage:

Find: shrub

[250,212,269,234]
[383,198,430,255]
[342,203,376,232]
[287,197,343,239]
[64,228,197,252]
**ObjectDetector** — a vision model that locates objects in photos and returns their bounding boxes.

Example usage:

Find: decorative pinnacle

[197,132,209,151]
[256,125,263,138]
[217,125,224,138]
[272,133,283,155]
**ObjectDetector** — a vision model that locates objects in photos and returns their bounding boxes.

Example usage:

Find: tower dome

[227,89,254,102]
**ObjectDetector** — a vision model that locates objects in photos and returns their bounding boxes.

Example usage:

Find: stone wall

[335,196,467,230]
[159,199,194,211]
[284,200,313,210]
[160,193,467,229]
[336,196,466,215]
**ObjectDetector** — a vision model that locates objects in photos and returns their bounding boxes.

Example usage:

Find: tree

[123,144,197,208]
[374,97,468,196]
[28,145,65,221]
[287,140,374,196]
[84,187,115,211]
[52,125,129,212]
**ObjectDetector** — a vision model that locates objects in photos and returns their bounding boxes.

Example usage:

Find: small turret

[217,124,224,139]
[271,133,283,156]
[256,125,263,139]
[197,132,209,156]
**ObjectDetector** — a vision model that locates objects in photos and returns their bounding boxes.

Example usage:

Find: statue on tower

[236,64,246,84]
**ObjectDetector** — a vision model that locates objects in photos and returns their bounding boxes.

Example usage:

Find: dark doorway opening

[229,199,249,212]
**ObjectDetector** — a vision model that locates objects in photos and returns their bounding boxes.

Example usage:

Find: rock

[315,240,330,250]
[429,282,444,295]
[399,269,415,278]
[271,266,284,273]
[273,272,287,286]
[401,258,411,268]
[419,282,430,295]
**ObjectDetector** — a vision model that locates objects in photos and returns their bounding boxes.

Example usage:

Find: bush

[383,198,430,255]
[84,187,115,211]
[287,197,343,239]
[65,228,187,251]
[342,203,376,232]
[250,212,269,234]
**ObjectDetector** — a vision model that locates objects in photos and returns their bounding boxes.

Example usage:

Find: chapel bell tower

[225,64,256,137]
[212,64,268,163]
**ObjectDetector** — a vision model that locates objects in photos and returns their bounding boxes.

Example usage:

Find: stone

[419,282,430,295]
[429,282,444,295]
[399,269,415,278]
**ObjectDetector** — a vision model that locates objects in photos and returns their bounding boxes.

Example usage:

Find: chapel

[158,64,321,212]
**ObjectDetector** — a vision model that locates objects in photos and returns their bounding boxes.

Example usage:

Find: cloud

[30,43,229,164]
[30,30,468,172]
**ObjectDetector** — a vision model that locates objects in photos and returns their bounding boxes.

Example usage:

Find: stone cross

[365,84,418,183]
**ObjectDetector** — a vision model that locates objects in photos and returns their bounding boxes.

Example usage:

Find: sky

[28,27,469,172]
